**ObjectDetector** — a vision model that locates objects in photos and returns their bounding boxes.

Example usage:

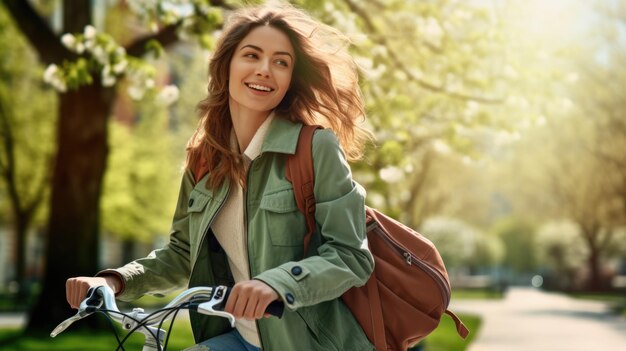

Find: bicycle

[50,285,284,351]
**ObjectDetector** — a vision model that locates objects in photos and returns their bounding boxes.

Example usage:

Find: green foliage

[491,217,538,274]
[0,5,56,226]
[101,101,180,242]
[297,0,519,234]
[145,39,165,58]
[420,217,479,269]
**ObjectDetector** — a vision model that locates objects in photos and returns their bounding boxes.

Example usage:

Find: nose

[256,59,271,78]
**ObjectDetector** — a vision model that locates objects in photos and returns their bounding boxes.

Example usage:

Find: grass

[569,291,626,317]
[0,315,482,351]
[452,288,504,300]
[0,318,196,351]
[422,313,481,351]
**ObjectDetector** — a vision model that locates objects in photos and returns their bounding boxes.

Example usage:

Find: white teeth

[247,83,272,92]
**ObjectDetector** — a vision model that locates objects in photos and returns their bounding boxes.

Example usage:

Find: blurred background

[0,0,625,350]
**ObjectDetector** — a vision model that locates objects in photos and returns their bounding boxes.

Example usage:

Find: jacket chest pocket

[187,189,212,259]
[259,188,306,247]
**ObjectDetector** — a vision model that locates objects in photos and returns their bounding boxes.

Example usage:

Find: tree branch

[342,0,502,104]
[126,0,235,57]
[125,23,182,57]
[2,0,69,64]
[209,0,235,10]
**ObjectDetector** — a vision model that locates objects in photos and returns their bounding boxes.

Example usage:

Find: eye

[243,52,258,59]
[275,59,290,67]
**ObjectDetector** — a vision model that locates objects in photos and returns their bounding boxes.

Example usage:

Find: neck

[229,101,271,152]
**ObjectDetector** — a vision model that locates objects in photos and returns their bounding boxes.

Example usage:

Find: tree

[0,6,55,300]
[1,0,225,331]
[420,216,478,270]
[535,220,588,290]
[491,217,538,276]
[300,0,512,228]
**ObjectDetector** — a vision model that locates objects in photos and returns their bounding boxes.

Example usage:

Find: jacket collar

[243,111,275,161]
[260,115,303,155]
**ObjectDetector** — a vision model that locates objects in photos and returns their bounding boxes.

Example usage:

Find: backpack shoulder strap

[285,125,321,256]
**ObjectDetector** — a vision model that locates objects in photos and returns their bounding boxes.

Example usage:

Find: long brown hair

[187,2,372,189]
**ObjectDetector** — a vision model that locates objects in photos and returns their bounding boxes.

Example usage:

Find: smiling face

[228,25,295,118]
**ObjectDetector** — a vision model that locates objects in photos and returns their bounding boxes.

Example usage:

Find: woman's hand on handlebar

[66,275,122,309]
[224,280,280,320]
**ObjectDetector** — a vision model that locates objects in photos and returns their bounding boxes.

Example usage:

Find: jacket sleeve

[255,129,374,310]
[98,170,195,301]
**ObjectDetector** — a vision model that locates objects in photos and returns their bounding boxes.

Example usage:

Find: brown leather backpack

[285,125,469,350]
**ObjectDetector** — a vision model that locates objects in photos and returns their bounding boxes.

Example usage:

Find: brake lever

[50,312,86,337]
[196,286,236,327]
[50,286,105,337]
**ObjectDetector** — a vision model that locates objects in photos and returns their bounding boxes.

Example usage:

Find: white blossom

[127,0,158,14]
[198,3,212,16]
[157,85,180,106]
[84,25,97,40]
[379,166,403,183]
[112,60,128,74]
[145,78,155,89]
[128,85,146,100]
[84,39,95,50]
[115,47,126,57]
[55,80,67,93]
[102,65,112,77]
[92,46,109,65]
[432,139,450,154]
[61,33,76,50]
[75,43,85,54]
[43,64,67,92]
[419,17,443,44]
[101,65,117,86]
[102,73,116,87]
[43,64,59,83]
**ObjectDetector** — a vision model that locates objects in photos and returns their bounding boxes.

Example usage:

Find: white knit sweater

[211,113,275,347]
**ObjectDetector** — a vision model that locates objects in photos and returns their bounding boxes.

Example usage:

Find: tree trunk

[587,249,603,291]
[26,82,114,331]
[122,238,136,265]
[14,212,29,301]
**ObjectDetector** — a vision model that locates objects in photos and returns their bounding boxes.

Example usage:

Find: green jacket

[108,117,375,350]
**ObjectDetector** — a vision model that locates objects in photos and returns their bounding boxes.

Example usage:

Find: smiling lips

[246,82,274,92]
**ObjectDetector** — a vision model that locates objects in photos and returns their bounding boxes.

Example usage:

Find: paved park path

[450,287,626,351]
[0,313,24,328]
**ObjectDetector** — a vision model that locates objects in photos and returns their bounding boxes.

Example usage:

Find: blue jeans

[183,329,261,351]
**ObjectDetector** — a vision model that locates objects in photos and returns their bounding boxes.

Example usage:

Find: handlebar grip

[221,286,284,318]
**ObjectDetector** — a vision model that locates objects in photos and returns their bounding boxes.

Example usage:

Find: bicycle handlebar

[51,285,285,338]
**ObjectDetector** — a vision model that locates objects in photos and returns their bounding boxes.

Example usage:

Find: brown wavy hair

[186,2,372,189]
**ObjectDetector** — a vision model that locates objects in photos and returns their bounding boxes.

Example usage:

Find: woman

[66,3,374,350]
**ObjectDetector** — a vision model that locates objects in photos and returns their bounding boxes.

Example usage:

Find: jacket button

[188,198,194,207]
[285,293,295,304]
[291,266,302,276]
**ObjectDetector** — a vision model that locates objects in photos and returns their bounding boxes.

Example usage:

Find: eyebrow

[240,44,294,60]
